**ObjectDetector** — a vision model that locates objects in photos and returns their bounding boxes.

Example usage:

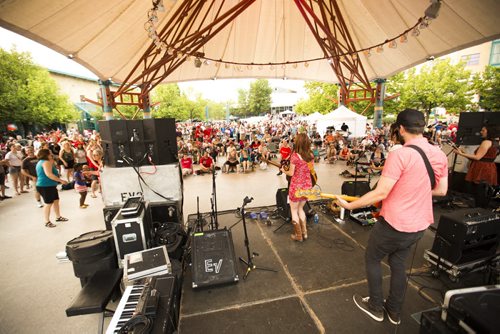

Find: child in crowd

[73,164,90,208]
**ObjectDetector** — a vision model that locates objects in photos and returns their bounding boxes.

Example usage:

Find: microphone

[131,128,140,142]
[243,196,254,205]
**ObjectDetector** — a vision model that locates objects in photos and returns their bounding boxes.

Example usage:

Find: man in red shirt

[337,109,448,325]
[277,139,292,176]
[197,151,213,175]
[180,154,193,177]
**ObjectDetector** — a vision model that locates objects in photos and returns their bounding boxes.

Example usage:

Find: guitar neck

[320,193,359,202]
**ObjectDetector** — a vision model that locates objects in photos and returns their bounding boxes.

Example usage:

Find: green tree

[472,65,500,111]
[247,79,272,116]
[234,89,249,116]
[295,82,338,115]
[0,48,77,125]
[398,59,472,120]
[152,83,202,120]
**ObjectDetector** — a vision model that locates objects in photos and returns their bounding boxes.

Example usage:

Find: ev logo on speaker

[205,259,223,274]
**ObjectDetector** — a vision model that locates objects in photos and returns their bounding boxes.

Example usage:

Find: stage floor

[178,205,466,334]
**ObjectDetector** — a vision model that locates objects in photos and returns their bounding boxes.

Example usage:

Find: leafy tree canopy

[0,48,77,125]
[472,65,500,111]
[398,59,472,119]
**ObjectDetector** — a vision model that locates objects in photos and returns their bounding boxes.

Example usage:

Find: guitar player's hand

[335,196,352,210]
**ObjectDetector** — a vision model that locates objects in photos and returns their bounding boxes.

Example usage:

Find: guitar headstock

[295,188,321,199]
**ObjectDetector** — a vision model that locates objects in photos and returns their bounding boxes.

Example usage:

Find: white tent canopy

[0,1,498,85]
[316,105,367,138]
[302,112,324,122]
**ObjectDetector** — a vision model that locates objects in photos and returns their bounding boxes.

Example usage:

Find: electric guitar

[262,157,291,182]
[294,188,359,202]
[295,188,381,217]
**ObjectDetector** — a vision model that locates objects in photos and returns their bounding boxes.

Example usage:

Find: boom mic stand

[239,196,277,280]
[209,166,219,230]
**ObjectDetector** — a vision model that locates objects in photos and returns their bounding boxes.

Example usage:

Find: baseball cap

[395,109,426,128]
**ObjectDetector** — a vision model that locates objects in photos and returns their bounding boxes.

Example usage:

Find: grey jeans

[365,217,424,313]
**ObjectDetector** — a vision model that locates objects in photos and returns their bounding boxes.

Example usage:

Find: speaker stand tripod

[239,196,277,280]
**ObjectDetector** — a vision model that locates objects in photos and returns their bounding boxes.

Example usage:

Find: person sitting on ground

[224,148,239,173]
[239,149,251,173]
[312,144,321,163]
[369,146,385,174]
[180,153,194,176]
[197,150,214,175]
[339,146,350,161]
[326,141,338,163]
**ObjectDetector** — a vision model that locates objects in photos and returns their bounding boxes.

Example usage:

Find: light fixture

[194,57,202,68]
[412,27,421,37]
[203,59,210,65]
[292,63,298,69]
[424,0,441,19]
[400,34,408,43]
[304,62,309,68]
[376,45,384,53]
[364,49,371,57]
[419,18,430,29]
[352,53,358,60]
[327,58,334,64]
[388,40,397,49]
[153,0,165,12]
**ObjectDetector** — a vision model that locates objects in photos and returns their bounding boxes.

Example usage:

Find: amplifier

[442,285,500,333]
[420,309,453,334]
[112,204,151,261]
[275,188,313,220]
[431,210,500,264]
[191,229,239,288]
[341,180,371,197]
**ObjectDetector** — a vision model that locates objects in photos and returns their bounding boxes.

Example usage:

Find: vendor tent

[316,106,367,138]
[302,112,324,122]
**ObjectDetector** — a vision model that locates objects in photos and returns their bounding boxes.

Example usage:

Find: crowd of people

[0,129,104,227]
[1,113,495,228]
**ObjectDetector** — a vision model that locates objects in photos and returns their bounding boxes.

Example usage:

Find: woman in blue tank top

[36,149,69,228]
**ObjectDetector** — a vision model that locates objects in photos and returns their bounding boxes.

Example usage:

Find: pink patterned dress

[288,152,312,202]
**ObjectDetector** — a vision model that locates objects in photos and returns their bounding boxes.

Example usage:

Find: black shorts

[37,186,59,204]
[0,173,5,185]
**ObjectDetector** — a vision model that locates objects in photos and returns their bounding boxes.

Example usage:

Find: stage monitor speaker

[431,210,500,264]
[276,188,291,220]
[143,118,178,165]
[191,229,239,288]
[341,181,371,197]
[275,188,313,220]
[420,310,454,334]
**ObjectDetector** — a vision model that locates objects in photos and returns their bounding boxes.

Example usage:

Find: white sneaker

[37,201,44,208]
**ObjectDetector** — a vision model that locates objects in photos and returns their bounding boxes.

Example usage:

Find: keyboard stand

[66,269,123,334]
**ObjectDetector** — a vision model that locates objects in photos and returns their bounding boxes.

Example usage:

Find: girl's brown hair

[294,133,313,162]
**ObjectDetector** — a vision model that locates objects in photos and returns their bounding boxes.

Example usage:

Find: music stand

[238,196,277,280]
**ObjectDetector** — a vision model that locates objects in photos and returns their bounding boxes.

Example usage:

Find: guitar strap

[407,145,436,189]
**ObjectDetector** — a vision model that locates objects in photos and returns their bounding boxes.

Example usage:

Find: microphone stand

[239,196,277,280]
[210,165,219,230]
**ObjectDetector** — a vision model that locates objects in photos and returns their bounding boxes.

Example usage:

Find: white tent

[302,112,324,122]
[316,105,367,138]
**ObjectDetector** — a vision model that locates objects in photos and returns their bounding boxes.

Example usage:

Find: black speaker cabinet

[456,112,500,145]
[275,188,312,220]
[431,210,500,264]
[143,118,178,165]
[341,181,371,197]
[191,229,239,288]
[151,275,180,333]
[420,310,453,334]
[149,201,182,224]
[126,119,147,164]
[100,120,128,143]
